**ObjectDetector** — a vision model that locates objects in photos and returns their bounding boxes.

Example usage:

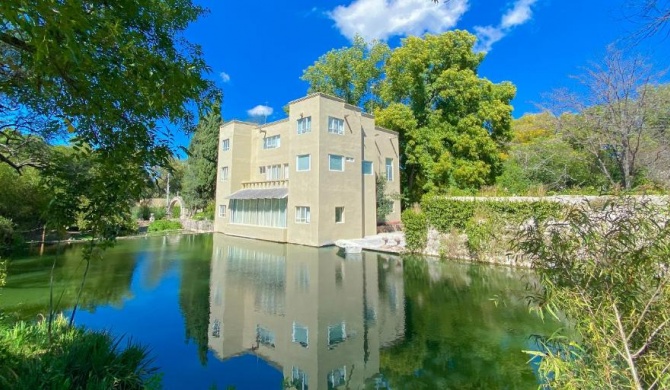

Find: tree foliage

[376,31,515,202]
[551,48,668,190]
[301,35,390,111]
[182,100,222,211]
[518,198,670,389]
[498,113,603,193]
[302,31,516,204]
[1,0,215,173]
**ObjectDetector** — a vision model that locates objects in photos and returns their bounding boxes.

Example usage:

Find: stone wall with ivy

[403,196,565,266]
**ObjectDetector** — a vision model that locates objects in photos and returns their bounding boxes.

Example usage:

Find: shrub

[193,201,214,221]
[147,220,182,232]
[401,209,427,253]
[517,197,670,389]
[0,316,161,389]
[0,217,14,254]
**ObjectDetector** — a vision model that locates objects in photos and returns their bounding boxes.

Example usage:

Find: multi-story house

[214,93,401,247]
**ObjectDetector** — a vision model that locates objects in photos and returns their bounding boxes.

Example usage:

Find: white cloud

[473,25,506,53]
[474,0,539,53]
[247,105,273,117]
[330,0,469,41]
[219,71,230,83]
[501,0,537,28]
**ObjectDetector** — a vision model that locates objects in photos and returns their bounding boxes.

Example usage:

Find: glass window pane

[329,155,343,171]
[362,161,373,175]
[297,155,310,171]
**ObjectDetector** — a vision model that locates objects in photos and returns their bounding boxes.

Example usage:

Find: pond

[1,233,557,389]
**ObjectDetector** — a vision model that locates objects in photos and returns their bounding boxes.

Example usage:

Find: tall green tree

[301,35,390,111]
[302,31,515,204]
[1,0,216,173]
[376,31,515,202]
[182,100,222,211]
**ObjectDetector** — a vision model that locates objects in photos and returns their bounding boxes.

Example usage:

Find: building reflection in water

[207,234,405,389]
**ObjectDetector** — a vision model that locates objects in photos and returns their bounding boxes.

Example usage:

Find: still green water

[1,233,557,389]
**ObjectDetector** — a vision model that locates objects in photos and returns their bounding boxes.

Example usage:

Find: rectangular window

[329,154,344,171]
[229,199,287,228]
[297,116,311,134]
[283,163,289,179]
[328,322,347,348]
[292,322,309,348]
[295,206,310,224]
[256,325,275,348]
[218,205,226,217]
[328,117,344,135]
[296,154,311,172]
[362,161,373,175]
[385,158,393,181]
[266,164,281,180]
[222,138,230,151]
[327,366,347,389]
[221,166,229,181]
[292,367,308,390]
[263,135,280,149]
[335,207,344,223]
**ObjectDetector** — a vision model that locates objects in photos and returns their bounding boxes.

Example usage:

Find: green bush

[0,217,14,254]
[0,316,161,389]
[193,201,214,221]
[401,209,427,253]
[517,198,670,388]
[170,205,181,218]
[422,196,563,234]
[147,219,182,232]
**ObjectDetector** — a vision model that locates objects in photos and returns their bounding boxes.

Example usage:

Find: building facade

[214,93,401,247]
[207,234,406,389]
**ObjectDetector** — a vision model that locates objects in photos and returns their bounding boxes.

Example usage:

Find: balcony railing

[241,179,289,189]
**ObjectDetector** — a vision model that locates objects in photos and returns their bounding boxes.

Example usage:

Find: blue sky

[181,0,668,148]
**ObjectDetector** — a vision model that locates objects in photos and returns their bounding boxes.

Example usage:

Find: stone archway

[167,196,187,219]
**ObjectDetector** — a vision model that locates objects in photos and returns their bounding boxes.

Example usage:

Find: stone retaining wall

[181,219,213,233]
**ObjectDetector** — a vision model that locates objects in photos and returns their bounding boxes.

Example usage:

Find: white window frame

[335,207,344,223]
[362,161,373,175]
[292,322,309,348]
[327,322,347,347]
[266,164,281,180]
[329,154,344,172]
[263,135,281,149]
[222,138,230,151]
[328,117,344,135]
[221,166,229,181]
[295,206,310,224]
[296,154,311,172]
[218,205,226,218]
[385,158,393,181]
[297,116,311,134]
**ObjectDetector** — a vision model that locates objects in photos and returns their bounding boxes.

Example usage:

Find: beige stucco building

[207,234,406,389]
[214,93,401,247]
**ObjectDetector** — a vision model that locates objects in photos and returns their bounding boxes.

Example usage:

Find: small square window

[335,207,344,223]
[362,161,373,175]
[221,166,229,181]
[222,138,230,151]
[296,206,310,224]
[259,166,266,174]
[329,154,344,171]
[328,117,344,135]
[297,116,312,134]
[218,205,226,217]
[296,154,311,172]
